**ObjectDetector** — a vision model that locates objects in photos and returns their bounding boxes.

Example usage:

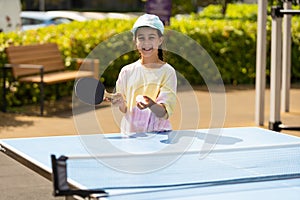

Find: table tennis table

[1,127,300,200]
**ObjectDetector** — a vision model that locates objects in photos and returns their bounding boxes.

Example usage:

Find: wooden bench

[2,43,99,115]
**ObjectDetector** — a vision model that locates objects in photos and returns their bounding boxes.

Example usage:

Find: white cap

[131,14,164,35]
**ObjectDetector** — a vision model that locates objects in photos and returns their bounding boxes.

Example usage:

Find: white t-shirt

[116,60,177,134]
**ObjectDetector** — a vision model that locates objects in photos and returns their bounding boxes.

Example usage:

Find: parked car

[21,11,88,31]
[46,11,88,22]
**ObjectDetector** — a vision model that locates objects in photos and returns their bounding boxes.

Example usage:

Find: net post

[268,121,282,132]
[51,154,70,197]
[51,154,108,199]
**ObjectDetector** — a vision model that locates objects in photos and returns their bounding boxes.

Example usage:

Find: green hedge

[0,4,300,109]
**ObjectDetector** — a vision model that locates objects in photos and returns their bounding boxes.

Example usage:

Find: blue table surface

[1,127,300,199]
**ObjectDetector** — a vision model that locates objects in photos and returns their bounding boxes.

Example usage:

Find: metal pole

[39,0,45,11]
[255,0,267,126]
[269,6,283,131]
[280,9,300,15]
[281,0,292,112]
[269,6,300,131]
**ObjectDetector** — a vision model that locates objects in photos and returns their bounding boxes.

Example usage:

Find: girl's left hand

[136,95,155,110]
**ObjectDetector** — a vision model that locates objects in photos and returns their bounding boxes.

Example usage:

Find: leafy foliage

[0,4,299,109]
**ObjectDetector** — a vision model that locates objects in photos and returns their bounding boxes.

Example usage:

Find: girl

[111,14,177,134]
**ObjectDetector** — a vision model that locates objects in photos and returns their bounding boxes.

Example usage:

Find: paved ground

[0,85,300,199]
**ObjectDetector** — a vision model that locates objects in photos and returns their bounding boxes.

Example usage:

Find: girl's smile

[142,47,153,51]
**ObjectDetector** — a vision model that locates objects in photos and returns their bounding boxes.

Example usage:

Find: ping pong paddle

[74,77,113,105]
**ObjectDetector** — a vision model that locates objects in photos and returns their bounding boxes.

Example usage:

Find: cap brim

[132,24,162,35]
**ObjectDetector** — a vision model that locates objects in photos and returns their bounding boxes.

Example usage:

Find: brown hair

[157,30,164,61]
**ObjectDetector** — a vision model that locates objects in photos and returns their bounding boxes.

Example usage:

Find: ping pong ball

[136,95,146,104]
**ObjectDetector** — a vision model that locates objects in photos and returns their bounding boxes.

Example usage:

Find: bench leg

[40,82,44,116]
[2,68,7,113]
[56,84,61,100]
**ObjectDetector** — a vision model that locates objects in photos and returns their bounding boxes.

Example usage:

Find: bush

[0,4,299,109]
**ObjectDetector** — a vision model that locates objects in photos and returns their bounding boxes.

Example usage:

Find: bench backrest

[5,43,66,78]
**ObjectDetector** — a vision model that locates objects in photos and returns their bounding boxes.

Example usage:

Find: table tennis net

[51,155,108,198]
[51,143,300,197]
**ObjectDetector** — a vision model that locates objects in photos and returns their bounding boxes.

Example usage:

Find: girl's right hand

[104,91,125,105]
[111,93,125,106]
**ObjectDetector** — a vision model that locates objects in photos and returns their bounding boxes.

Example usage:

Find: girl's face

[135,27,163,59]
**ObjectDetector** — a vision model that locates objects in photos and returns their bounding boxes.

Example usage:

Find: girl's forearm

[119,103,127,113]
[149,103,167,118]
